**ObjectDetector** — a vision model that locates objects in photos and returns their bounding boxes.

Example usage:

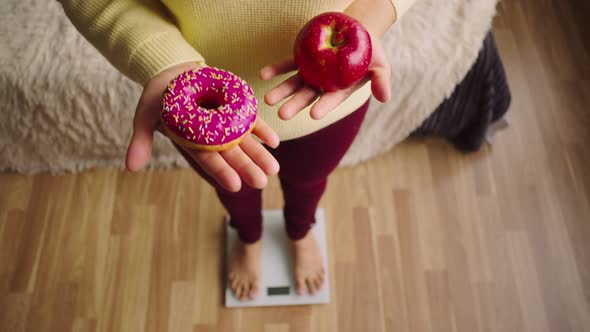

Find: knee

[279,173,328,193]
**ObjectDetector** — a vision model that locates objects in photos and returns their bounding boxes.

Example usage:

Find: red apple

[294,12,372,92]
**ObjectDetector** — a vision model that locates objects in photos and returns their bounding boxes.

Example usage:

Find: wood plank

[1,0,590,331]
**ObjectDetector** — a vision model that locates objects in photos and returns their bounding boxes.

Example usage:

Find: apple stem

[331,31,345,47]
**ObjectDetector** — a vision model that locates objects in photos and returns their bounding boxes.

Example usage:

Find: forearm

[58,0,205,85]
[344,0,416,37]
[344,0,395,37]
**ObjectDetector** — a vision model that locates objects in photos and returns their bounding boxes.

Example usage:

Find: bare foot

[228,238,261,300]
[289,231,325,295]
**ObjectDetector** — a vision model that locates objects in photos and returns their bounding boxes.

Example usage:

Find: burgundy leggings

[177,100,369,243]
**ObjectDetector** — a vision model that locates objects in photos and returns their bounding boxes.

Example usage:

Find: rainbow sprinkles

[161,67,258,151]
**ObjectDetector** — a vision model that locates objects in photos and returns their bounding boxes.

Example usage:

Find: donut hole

[195,92,224,110]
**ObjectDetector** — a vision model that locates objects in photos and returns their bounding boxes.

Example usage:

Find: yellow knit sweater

[58,0,415,141]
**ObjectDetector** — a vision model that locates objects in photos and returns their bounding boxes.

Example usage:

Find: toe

[240,286,249,301]
[230,278,239,291]
[313,275,323,291]
[317,271,325,285]
[306,278,317,295]
[234,282,244,299]
[296,278,306,295]
[228,272,236,282]
[248,281,259,299]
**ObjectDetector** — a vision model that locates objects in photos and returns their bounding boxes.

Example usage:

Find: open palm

[126,62,280,192]
[259,34,391,120]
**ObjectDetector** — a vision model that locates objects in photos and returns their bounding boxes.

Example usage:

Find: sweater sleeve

[390,0,416,22]
[57,0,205,85]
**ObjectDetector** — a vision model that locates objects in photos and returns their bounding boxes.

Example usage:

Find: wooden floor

[2,1,590,331]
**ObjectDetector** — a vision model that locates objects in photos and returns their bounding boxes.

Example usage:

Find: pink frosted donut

[161,67,257,151]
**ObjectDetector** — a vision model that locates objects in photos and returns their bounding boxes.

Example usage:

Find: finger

[190,150,242,192]
[251,117,280,148]
[220,146,268,189]
[370,66,392,103]
[240,136,280,176]
[278,86,319,120]
[126,95,161,172]
[309,89,352,120]
[259,58,298,80]
[264,74,304,106]
[126,128,154,172]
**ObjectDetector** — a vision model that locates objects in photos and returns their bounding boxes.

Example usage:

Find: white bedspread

[0,0,498,173]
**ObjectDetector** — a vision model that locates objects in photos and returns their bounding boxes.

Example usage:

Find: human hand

[259,34,391,120]
[126,61,280,192]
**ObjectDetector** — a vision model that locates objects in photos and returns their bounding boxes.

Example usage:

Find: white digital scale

[225,209,330,307]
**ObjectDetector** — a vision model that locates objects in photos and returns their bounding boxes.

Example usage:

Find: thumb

[370,66,391,103]
[125,61,205,171]
[126,95,160,172]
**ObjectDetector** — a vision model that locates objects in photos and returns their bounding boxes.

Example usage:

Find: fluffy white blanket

[0,0,498,173]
